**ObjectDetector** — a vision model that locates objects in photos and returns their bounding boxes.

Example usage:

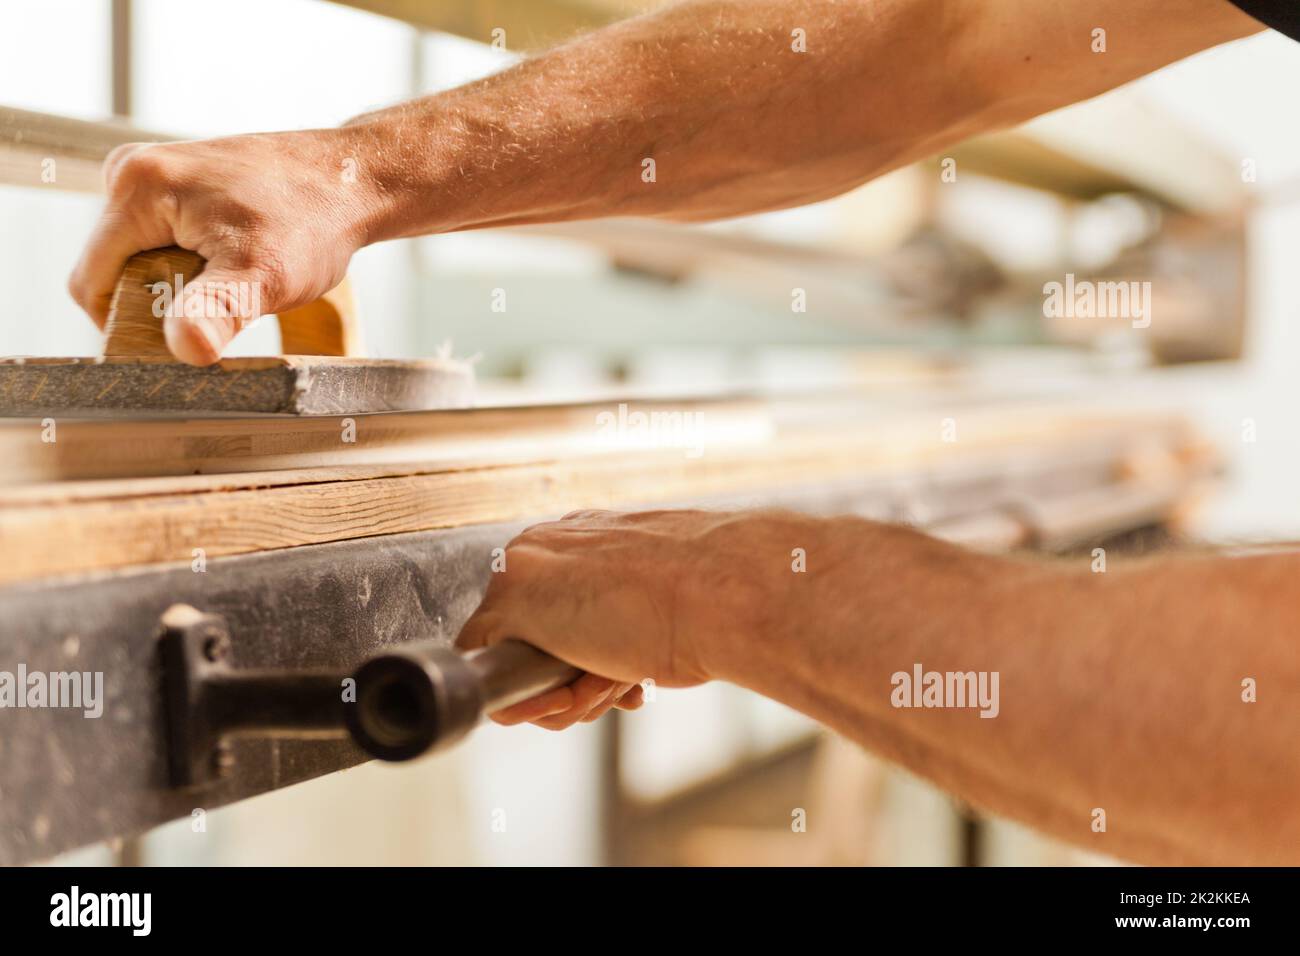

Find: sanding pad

[0,355,475,417]
[5,245,475,417]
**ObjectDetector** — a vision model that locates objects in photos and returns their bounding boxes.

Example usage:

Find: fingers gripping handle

[345,640,581,761]
[468,640,584,713]
[102,245,360,358]
[103,247,206,356]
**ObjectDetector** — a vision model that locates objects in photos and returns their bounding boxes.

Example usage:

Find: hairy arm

[69,0,1262,362]
[458,510,1300,866]
[352,0,1259,231]
[729,517,1300,866]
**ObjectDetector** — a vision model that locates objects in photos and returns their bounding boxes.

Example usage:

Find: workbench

[0,387,1216,865]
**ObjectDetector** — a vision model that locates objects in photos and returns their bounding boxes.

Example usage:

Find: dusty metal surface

[0,522,510,865]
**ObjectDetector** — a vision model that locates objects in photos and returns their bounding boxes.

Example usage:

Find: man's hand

[67,1,1259,363]
[68,129,377,365]
[457,505,1300,863]
[456,509,808,729]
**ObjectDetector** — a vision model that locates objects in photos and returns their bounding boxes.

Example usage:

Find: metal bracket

[160,604,580,789]
[160,605,349,788]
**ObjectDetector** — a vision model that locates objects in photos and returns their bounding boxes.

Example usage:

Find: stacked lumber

[0,389,1217,586]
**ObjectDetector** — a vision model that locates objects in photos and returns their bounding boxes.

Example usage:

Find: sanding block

[0,246,474,416]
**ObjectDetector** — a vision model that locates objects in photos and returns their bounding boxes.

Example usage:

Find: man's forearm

[715,520,1300,865]
[347,0,1261,243]
[70,0,1261,360]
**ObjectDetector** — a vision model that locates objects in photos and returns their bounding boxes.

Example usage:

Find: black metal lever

[344,638,580,761]
[160,604,580,788]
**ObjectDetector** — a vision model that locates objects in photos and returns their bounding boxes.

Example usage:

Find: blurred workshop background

[4,0,1300,865]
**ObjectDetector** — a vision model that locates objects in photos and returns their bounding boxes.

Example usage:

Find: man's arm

[69,0,1261,363]
[457,510,1300,866]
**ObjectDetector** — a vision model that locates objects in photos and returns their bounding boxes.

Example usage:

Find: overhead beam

[0,106,170,193]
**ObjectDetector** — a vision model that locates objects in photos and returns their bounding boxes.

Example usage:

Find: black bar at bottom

[0,866,1285,940]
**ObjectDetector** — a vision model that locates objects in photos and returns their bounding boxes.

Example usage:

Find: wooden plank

[0,411,1206,584]
[0,389,1194,487]
[0,397,772,485]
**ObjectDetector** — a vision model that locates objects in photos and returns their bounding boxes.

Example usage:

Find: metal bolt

[202,629,230,662]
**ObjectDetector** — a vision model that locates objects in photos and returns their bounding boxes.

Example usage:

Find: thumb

[163,266,269,366]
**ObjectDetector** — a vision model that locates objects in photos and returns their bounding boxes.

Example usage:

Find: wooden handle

[277,279,361,357]
[103,247,204,356]
[103,246,361,358]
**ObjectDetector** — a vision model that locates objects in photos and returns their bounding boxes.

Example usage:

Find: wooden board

[0,397,772,484]
[0,355,475,416]
[0,405,1212,585]
[0,391,1191,486]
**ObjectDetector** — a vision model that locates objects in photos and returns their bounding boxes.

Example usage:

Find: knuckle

[507,523,552,549]
[102,143,143,186]
[627,508,681,521]
[562,509,609,521]
[500,541,547,576]
[514,519,558,539]
[106,144,173,194]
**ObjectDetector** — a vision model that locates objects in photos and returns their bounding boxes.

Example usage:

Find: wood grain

[103,247,204,356]
[0,397,1192,488]
[103,246,361,358]
[0,406,1212,584]
[277,277,361,356]
[0,397,769,485]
